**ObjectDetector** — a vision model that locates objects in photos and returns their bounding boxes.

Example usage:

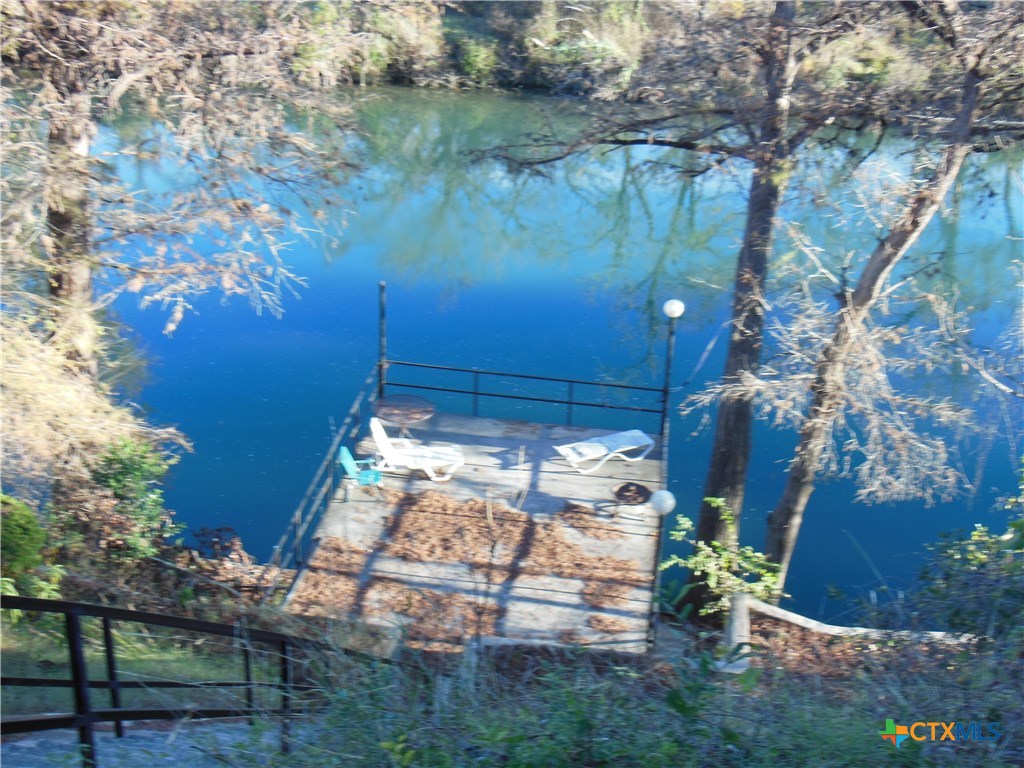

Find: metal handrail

[265,367,378,587]
[382,381,663,414]
[384,358,663,426]
[386,359,663,392]
[0,596,330,768]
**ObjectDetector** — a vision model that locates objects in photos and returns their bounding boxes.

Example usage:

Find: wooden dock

[283,412,666,655]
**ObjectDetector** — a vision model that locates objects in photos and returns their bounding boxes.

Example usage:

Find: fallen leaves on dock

[286,489,651,651]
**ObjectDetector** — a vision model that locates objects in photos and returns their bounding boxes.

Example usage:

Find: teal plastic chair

[338,446,384,501]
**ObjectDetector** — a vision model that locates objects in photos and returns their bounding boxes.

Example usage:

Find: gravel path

[1,720,275,767]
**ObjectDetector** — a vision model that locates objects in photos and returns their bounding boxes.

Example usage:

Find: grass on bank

[188,618,1020,768]
[2,605,1020,767]
[34,618,999,768]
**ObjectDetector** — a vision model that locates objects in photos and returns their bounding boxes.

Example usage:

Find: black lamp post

[660,299,685,445]
[650,300,684,647]
[378,280,387,399]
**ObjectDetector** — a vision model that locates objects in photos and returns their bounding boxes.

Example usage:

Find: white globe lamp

[650,490,677,516]
[662,299,685,319]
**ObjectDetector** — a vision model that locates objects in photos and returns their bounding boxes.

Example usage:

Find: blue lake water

[111,87,1022,621]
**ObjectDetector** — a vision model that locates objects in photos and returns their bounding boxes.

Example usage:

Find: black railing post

[292,509,302,569]
[378,281,388,399]
[102,617,124,738]
[328,451,335,506]
[327,456,336,507]
[660,306,681,439]
[567,382,574,426]
[243,644,255,725]
[472,370,480,416]
[280,640,293,755]
[269,544,282,570]
[65,611,96,767]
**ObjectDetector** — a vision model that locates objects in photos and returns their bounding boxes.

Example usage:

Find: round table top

[373,394,436,426]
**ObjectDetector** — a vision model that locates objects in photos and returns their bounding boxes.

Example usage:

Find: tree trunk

[682,0,796,613]
[694,153,787,542]
[764,66,983,593]
[45,92,98,378]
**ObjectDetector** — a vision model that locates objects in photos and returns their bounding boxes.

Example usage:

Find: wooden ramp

[284,413,665,654]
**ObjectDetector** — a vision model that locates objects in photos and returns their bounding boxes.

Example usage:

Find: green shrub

[1,495,45,579]
[916,520,1023,638]
[660,498,783,615]
[914,466,1023,638]
[456,36,499,85]
[521,0,648,97]
[90,439,181,561]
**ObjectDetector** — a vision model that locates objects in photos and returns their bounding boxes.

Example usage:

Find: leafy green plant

[380,734,418,767]
[1,577,23,624]
[660,498,783,615]
[913,465,1023,638]
[520,0,648,97]
[456,36,499,85]
[0,566,66,628]
[1,495,45,579]
[18,564,66,600]
[916,521,1023,638]
[90,439,182,561]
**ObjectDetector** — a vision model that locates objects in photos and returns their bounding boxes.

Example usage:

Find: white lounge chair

[553,429,655,474]
[369,417,464,482]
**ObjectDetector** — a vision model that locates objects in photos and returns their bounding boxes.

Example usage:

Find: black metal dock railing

[0,596,330,768]
[380,359,664,426]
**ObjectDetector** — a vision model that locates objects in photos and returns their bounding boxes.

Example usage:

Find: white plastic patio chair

[553,429,655,474]
[369,417,464,482]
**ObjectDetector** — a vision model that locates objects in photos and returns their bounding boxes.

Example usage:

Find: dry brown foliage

[587,614,634,634]
[383,490,531,571]
[0,309,184,496]
[557,502,627,540]
[364,578,503,651]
